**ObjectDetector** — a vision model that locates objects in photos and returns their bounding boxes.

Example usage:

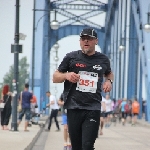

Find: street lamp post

[118,38,138,51]
[11,0,22,131]
[53,42,59,98]
[50,10,59,30]
[53,42,59,68]
[143,4,150,32]
[31,7,60,92]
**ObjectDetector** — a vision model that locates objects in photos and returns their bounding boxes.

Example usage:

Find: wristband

[107,79,113,84]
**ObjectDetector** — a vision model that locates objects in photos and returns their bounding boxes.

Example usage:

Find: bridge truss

[30,0,150,122]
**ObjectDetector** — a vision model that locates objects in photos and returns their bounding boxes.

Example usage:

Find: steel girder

[50,0,107,10]
[30,0,107,112]
[57,9,104,31]
[51,0,107,31]
[104,0,150,122]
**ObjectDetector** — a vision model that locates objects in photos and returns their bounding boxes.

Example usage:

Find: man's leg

[100,117,104,135]
[53,109,60,130]
[62,115,68,145]
[48,110,54,130]
[64,125,68,144]
[18,109,25,126]
[67,109,83,150]
[24,108,31,131]
[82,110,100,150]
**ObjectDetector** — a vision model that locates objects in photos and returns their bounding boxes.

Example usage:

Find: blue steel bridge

[29,0,150,123]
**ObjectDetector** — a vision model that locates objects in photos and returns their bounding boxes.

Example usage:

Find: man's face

[80,35,98,55]
[46,92,50,97]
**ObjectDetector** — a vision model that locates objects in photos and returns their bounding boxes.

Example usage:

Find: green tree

[0,56,29,97]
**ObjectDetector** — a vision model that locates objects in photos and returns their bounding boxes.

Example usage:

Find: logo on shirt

[76,63,86,67]
[93,65,102,70]
[90,119,97,122]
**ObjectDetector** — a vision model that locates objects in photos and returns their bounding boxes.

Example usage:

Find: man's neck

[24,88,28,91]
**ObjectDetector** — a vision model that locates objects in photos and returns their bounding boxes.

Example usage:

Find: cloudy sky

[0,0,107,97]
[0,0,33,83]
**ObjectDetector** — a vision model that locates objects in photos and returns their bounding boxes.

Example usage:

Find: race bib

[76,71,98,93]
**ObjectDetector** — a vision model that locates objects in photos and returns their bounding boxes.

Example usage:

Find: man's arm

[104,72,114,83]
[101,101,106,112]
[46,95,56,107]
[58,99,64,106]
[46,100,55,107]
[53,70,67,83]
[53,70,80,83]
[103,72,114,93]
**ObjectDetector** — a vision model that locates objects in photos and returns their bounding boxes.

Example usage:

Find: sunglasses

[80,36,96,41]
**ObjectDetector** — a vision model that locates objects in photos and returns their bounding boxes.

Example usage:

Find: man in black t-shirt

[53,28,114,150]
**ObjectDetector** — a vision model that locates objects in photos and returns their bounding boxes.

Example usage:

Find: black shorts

[127,113,132,117]
[122,112,127,119]
[100,112,106,117]
[100,111,111,118]
[133,113,138,116]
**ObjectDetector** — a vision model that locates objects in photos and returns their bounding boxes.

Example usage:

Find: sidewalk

[0,115,150,150]
[0,115,47,150]
[44,117,150,150]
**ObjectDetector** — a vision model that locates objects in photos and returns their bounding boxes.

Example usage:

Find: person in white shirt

[104,94,112,127]
[99,96,106,135]
[46,91,60,131]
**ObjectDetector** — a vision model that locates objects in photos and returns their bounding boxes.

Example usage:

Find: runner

[58,93,72,150]
[104,94,112,127]
[53,28,114,150]
[132,98,140,126]
[120,98,127,126]
[99,96,106,135]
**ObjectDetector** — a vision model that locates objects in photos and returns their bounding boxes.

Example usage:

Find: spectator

[132,98,140,126]
[104,94,112,127]
[1,85,12,130]
[99,96,106,135]
[17,83,33,131]
[30,92,37,115]
[46,91,60,131]
[58,93,72,150]
[120,98,127,126]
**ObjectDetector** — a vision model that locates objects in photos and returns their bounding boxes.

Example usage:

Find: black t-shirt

[58,50,112,110]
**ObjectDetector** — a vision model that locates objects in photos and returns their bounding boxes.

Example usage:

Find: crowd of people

[99,95,141,136]
[0,83,38,131]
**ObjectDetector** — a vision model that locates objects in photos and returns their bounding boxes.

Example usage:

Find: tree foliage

[0,56,29,98]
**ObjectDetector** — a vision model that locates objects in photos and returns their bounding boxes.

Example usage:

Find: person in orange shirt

[30,94,37,113]
[132,98,140,126]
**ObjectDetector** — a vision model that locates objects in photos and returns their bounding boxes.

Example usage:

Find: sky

[0,0,33,83]
[0,0,107,98]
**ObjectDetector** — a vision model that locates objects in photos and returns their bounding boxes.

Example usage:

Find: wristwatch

[107,79,113,84]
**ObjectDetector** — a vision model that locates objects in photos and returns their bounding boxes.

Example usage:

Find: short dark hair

[25,83,29,88]
[134,97,137,101]
[46,91,50,94]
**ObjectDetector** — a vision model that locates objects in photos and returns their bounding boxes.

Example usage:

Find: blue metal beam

[57,9,103,30]
[51,4,107,11]
[49,25,104,50]
[59,10,105,30]
[51,0,107,11]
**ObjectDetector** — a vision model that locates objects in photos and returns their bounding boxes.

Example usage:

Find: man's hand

[102,80,112,93]
[58,100,64,106]
[46,104,50,107]
[66,72,80,83]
